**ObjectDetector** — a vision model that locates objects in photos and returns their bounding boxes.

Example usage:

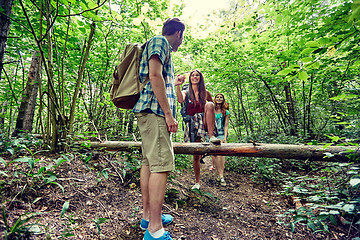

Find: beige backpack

[109,43,148,109]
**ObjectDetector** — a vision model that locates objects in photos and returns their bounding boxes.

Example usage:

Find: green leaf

[342,204,355,213]
[38,166,45,175]
[318,37,329,45]
[350,178,360,187]
[61,201,70,218]
[0,157,6,166]
[79,2,87,11]
[13,157,32,163]
[54,158,67,167]
[298,71,308,81]
[323,143,333,149]
[301,48,316,55]
[87,0,97,8]
[277,69,292,76]
[290,222,295,232]
[102,169,109,179]
[50,182,65,194]
[301,57,313,63]
[93,218,109,224]
[305,41,319,48]
[312,62,320,69]
[330,215,337,225]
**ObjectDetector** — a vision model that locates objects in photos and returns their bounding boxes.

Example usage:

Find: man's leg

[148,171,169,233]
[140,165,151,221]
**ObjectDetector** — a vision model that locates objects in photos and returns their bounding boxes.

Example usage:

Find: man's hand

[165,114,178,133]
[175,74,186,86]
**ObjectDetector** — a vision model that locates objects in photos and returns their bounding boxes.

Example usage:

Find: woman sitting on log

[176,69,220,190]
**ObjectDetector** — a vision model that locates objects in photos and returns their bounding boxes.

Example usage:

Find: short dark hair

[162,18,185,37]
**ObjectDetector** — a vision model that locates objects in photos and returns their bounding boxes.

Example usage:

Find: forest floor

[0,150,357,240]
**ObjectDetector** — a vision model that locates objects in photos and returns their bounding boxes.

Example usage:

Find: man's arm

[148,55,178,133]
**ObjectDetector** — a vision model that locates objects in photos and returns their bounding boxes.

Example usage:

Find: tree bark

[0,0,14,81]
[68,22,96,135]
[84,141,358,162]
[12,51,41,136]
[284,82,297,136]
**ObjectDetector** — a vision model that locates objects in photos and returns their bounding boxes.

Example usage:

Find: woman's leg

[214,155,225,178]
[204,102,216,138]
[193,154,201,184]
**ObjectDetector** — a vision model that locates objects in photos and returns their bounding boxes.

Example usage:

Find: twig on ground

[75,190,112,220]
[104,156,124,184]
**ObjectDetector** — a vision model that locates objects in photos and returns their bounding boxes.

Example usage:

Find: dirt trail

[0,154,339,239]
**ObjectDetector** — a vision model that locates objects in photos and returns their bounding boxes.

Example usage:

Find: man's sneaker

[220,178,227,187]
[191,183,200,190]
[143,229,173,240]
[209,136,221,144]
[216,176,221,182]
[140,214,173,231]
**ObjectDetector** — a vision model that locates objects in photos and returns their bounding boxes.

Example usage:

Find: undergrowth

[226,135,360,238]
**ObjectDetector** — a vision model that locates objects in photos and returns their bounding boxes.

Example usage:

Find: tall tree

[0,0,14,80]
[12,51,41,136]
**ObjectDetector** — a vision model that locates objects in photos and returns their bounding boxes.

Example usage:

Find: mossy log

[83,141,358,162]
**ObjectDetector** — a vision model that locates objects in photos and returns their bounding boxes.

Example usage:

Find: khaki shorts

[135,112,175,173]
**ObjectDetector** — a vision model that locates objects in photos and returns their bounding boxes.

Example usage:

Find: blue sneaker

[143,229,173,240]
[140,214,173,230]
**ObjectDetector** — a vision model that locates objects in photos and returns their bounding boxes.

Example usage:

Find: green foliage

[226,156,289,185]
[278,154,360,233]
[3,207,43,239]
[92,217,110,236]
[0,135,42,156]
[0,139,71,198]
[174,154,193,170]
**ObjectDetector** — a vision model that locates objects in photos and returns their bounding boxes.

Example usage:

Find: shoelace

[164,232,172,239]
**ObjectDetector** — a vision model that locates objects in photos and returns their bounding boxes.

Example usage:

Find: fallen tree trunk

[84,141,358,162]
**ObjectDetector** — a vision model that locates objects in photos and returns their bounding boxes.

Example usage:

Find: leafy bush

[278,157,360,235]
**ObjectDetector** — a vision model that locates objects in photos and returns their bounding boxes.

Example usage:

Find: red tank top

[187,99,204,116]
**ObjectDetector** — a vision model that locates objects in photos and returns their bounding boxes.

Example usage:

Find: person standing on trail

[133,18,186,240]
[176,69,220,190]
[211,93,230,187]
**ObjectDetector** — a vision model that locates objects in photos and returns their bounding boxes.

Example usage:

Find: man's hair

[162,18,185,37]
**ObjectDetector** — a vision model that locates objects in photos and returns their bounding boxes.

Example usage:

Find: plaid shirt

[133,35,176,117]
[184,113,218,142]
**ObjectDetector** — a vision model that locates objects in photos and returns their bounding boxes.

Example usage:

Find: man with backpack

[133,18,186,240]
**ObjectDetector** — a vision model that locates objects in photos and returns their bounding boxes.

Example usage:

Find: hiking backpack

[109,43,148,109]
[180,83,191,122]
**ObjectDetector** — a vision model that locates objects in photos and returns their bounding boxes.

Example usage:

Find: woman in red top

[176,69,220,190]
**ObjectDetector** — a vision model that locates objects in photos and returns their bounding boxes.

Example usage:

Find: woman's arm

[176,85,186,103]
[224,114,230,142]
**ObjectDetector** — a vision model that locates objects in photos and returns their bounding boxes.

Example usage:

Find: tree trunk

[68,22,96,135]
[0,0,14,81]
[85,141,358,162]
[0,102,7,130]
[284,82,297,136]
[12,51,41,136]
